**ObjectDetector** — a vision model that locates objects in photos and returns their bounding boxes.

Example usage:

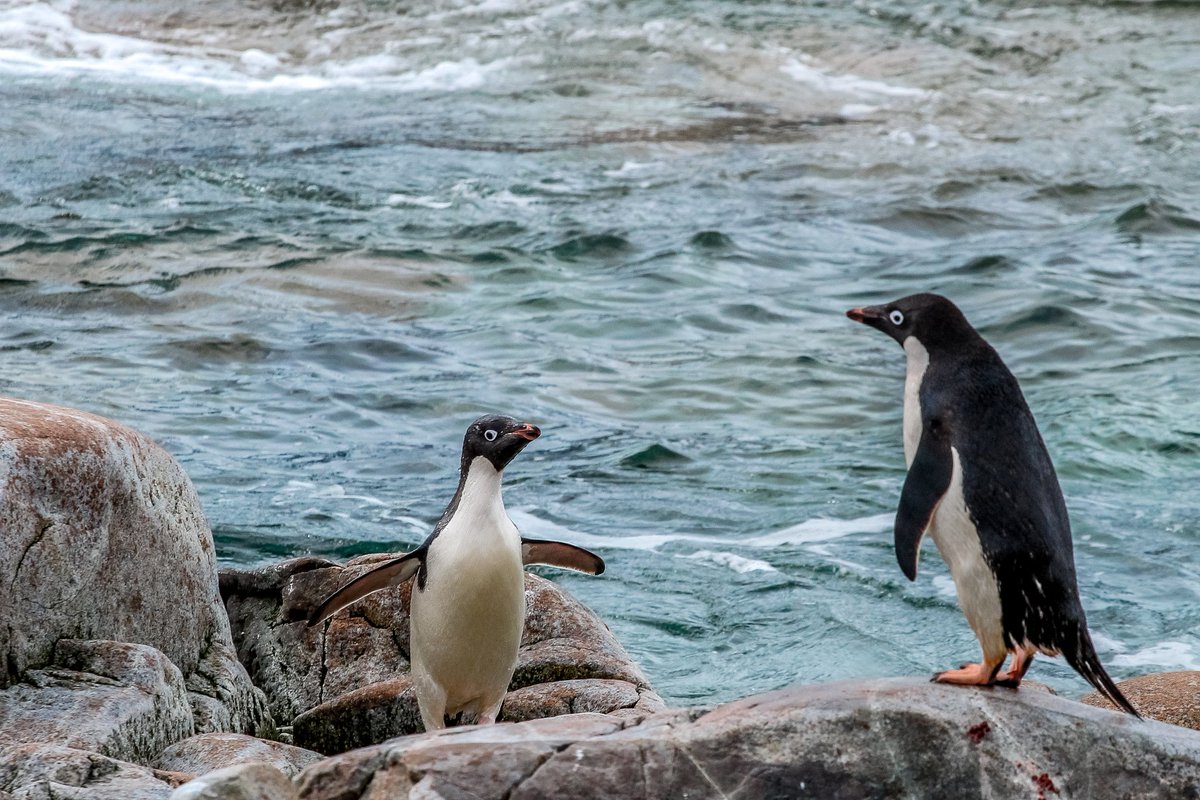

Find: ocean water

[2,0,1199,706]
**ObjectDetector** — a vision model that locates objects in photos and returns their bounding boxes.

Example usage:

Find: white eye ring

[889,309,905,325]
[484,429,498,442]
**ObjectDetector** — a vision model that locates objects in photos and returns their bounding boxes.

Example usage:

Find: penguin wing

[895,424,953,581]
[521,538,605,575]
[306,550,424,626]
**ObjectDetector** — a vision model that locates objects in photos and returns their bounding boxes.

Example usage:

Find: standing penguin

[308,414,605,730]
[847,293,1137,715]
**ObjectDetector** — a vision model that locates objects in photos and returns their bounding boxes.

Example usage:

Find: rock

[0,397,267,734]
[222,557,658,748]
[1081,671,1200,730]
[500,679,652,722]
[169,763,298,800]
[154,734,322,779]
[0,640,194,765]
[295,678,1200,800]
[0,744,181,800]
[292,679,420,756]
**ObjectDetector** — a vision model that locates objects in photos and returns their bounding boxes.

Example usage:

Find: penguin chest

[902,337,930,467]
[410,511,526,702]
[928,447,1007,660]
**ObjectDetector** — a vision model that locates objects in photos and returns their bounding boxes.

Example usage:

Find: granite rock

[0,640,194,765]
[295,678,1200,800]
[169,763,298,800]
[154,734,322,779]
[0,397,267,734]
[0,744,182,800]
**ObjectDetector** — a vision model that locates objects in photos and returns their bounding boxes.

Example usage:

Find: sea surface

[2,0,1199,706]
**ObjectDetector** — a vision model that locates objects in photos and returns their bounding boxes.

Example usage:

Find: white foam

[273,480,388,507]
[686,550,777,574]
[932,574,957,599]
[0,3,529,93]
[509,509,893,559]
[386,194,455,210]
[742,512,892,547]
[780,56,932,100]
[1111,640,1200,671]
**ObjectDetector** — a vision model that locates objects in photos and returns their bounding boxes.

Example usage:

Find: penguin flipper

[521,538,605,575]
[895,431,953,581]
[306,551,423,626]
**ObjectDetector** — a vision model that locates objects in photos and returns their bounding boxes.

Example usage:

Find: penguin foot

[932,661,1003,686]
[994,648,1036,688]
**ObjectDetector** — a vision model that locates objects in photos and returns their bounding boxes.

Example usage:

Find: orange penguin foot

[993,647,1036,688]
[932,657,1005,686]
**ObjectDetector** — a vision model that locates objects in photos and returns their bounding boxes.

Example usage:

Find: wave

[506,510,892,573]
[0,1,529,92]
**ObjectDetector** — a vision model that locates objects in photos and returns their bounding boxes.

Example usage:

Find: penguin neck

[902,335,930,467]
[452,455,506,520]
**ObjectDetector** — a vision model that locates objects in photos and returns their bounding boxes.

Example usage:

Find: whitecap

[1111,640,1200,671]
[0,4,530,94]
[742,512,892,547]
[685,550,777,574]
[780,57,932,100]
[931,574,957,599]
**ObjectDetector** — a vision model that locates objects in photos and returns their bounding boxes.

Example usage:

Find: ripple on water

[1114,198,1200,238]
[548,232,634,261]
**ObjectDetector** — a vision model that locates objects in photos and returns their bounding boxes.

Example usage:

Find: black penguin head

[846,293,979,351]
[460,414,541,472]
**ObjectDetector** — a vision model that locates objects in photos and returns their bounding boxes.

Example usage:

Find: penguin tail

[1064,628,1140,718]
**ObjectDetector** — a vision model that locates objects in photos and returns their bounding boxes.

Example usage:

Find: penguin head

[846,293,976,350]
[461,414,541,472]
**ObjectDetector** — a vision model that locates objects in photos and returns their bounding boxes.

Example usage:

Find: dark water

[2,0,1199,705]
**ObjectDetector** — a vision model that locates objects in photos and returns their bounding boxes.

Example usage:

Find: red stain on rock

[1033,772,1060,797]
[966,721,990,743]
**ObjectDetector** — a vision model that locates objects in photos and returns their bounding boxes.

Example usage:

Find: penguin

[846,293,1137,715]
[307,414,605,730]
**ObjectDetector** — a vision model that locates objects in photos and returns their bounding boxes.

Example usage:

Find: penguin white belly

[928,447,1007,661]
[902,337,929,467]
[410,496,525,720]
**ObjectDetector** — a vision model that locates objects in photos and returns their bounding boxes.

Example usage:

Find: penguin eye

[484,429,498,442]
[889,309,905,326]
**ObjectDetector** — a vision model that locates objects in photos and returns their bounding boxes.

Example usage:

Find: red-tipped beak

[513,423,540,441]
[846,306,883,324]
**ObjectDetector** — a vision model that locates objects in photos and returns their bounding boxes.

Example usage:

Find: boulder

[0,397,267,734]
[1081,671,1200,731]
[0,640,193,765]
[154,734,322,779]
[295,678,1200,800]
[0,744,181,800]
[221,556,661,750]
[169,763,298,800]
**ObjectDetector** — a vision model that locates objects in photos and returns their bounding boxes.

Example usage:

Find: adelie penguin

[847,293,1137,716]
[308,415,605,730]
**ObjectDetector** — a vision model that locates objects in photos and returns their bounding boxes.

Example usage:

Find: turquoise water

[2,0,1199,706]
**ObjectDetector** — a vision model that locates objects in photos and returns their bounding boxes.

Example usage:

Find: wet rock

[222,557,656,749]
[154,734,322,779]
[295,678,1200,800]
[0,744,181,800]
[0,640,193,765]
[169,763,298,800]
[1081,670,1200,730]
[0,397,267,734]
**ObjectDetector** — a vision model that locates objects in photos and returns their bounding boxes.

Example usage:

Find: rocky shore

[1,397,1199,799]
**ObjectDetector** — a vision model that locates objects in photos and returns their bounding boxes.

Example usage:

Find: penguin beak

[511,423,541,442]
[846,305,884,325]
